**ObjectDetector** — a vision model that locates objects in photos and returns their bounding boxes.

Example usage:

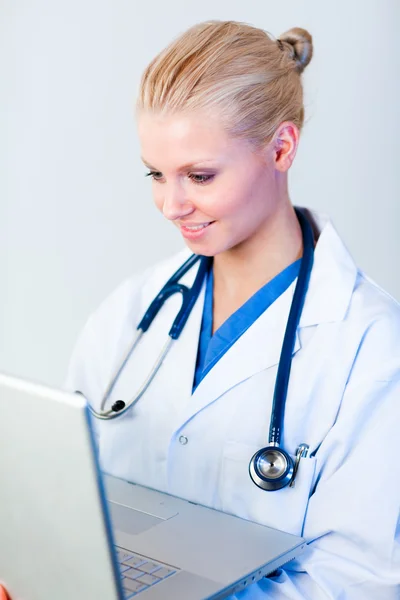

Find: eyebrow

[141,157,215,171]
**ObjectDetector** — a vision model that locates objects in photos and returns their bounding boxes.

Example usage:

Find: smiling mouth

[181,222,214,231]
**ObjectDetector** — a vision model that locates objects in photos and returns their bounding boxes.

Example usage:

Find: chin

[187,241,237,259]
[182,239,217,257]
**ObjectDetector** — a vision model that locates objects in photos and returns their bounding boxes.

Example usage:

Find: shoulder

[303,208,400,383]
[352,266,399,315]
[342,271,400,388]
[308,208,400,354]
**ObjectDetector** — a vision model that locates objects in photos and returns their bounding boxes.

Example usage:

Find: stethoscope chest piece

[249,446,294,491]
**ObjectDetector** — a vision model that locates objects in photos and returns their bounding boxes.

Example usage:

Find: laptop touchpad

[108,501,163,535]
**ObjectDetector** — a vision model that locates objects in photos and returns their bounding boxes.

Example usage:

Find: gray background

[1,0,399,386]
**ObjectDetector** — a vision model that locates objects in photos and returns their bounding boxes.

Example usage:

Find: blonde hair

[137,20,313,147]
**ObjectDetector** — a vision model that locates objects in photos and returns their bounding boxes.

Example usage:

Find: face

[137,110,282,257]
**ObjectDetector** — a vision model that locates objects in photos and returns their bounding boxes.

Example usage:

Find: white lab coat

[66,210,400,599]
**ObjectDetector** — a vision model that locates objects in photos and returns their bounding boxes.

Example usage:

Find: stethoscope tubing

[88,253,211,419]
[137,254,211,339]
[268,209,314,445]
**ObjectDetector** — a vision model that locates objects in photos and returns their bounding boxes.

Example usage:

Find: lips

[181,222,213,231]
[179,221,215,240]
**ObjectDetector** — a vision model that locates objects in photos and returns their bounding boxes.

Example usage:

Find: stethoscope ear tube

[138,254,202,333]
[169,256,212,339]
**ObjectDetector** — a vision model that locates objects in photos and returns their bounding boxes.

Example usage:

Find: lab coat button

[179,435,188,445]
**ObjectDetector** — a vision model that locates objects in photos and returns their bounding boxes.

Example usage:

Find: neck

[213,201,302,301]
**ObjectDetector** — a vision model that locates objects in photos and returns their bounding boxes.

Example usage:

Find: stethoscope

[82,208,314,492]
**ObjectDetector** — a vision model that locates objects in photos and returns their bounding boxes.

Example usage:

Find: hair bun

[277,27,313,74]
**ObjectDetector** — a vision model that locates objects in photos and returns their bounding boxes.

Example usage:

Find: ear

[270,121,300,173]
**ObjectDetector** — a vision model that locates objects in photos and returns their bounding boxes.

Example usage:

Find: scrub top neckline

[192,258,301,392]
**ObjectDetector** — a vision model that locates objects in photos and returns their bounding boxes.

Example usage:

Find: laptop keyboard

[116,546,179,598]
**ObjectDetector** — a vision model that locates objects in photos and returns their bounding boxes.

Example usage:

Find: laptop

[0,372,306,600]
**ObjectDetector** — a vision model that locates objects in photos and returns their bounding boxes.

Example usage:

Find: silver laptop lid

[0,373,123,600]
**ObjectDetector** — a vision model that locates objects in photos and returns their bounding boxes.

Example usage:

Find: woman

[2,19,400,600]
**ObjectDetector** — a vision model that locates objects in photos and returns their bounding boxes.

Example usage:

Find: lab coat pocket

[220,441,316,536]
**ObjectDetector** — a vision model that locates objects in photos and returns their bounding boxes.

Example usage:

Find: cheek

[210,179,253,218]
[196,175,243,214]
[225,171,272,220]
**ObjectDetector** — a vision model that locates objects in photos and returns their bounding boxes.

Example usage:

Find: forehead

[137,110,244,166]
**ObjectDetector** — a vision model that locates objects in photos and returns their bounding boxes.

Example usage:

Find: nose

[161,181,194,221]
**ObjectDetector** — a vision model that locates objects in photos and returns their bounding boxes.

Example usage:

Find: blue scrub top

[192,259,301,392]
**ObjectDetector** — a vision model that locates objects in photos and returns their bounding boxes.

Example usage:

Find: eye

[188,173,215,184]
[145,170,163,181]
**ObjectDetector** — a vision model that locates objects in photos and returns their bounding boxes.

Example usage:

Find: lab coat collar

[144,208,358,426]
[297,207,358,327]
